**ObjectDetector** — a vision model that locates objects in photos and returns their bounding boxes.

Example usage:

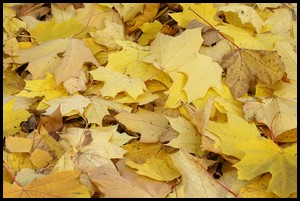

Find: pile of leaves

[3,3,297,198]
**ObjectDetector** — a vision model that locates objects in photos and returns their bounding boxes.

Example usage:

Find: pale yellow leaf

[89,67,146,99]
[114,108,171,143]
[6,136,33,153]
[16,73,68,101]
[3,170,90,198]
[143,28,203,72]
[3,99,31,137]
[30,149,53,168]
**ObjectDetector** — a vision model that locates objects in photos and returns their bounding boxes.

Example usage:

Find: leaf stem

[193,158,238,197]
[3,163,22,187]
[72,3,94,38]
[188,7,240,50]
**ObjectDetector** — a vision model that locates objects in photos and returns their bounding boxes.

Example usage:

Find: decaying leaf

[221,49,285,98]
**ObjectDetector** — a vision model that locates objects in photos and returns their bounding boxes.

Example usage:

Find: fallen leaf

[170,149,232,197]
[166,116,203,156]
[216,24,282,50]
[3,98,31,137]
[125,154,180,181]
[15,168,46,187]
[234,139,296,198]
[88,166,152,198]
[89,67,146,99]
[178,53,223,102]
[123,141,164,163]
[114,108,172,143]
[221,49,285,98]
[138,20,162,45]
[206,112,261,159]
[116,160,173,198]
[217,5,264,33]
[44,94,90,116]
[143,28,203,72]
[125,3,160,33]
[30,17,85,42]
[5,136,33,153]
[165,72,188,108]
[242,97,297,138]
[54,38,99,85]
[76,3,122,31]
[16,73,68,101]
[38,105,63,134]
[107,40,171,87]
[51,3,75,22]
[30,148,53,168]
[84,96,131,126]
[170,3,219,28]
[90,19,125,50]
[3,170,90,198]
[113,3,144,22]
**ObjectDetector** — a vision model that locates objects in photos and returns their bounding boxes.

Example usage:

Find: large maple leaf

[143,28,203,72]
[3,171,90,198]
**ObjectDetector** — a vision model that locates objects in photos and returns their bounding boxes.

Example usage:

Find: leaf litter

[3,3,297,198]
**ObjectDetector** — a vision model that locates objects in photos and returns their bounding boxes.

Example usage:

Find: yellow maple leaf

[178,53,223,102]
[84,96,131,125]
[89,67,146,99]
[3,151,34,175]
[3,99,31,137]
[54,38,100,85]
[107,40,171,87]
[114,108,172,143]
[264,8,294,39]
[116,160,173,198]
[51,3,75,22]
[76,3,122,31]
[217,4,264,33]
[274,40,297,81]
[16,73,68,101]
[165,72,188,108]
[170,3,219,28]
[30,17,85,42]
[44,94,91,116]
[3,170,90,198]
[88,166,152,198]
[90,19,125,50]
[171,149,231,197]
[166,116,204,156]
[126,155,180,181]
[215,24,282,50]
[233,139,296,198]
[206,112,261,159]
[143,28,203,72]
[125,3,160,33]
[5,136,33,152]
[123,141,165,163]
[60,126,126,170]
[242,97,297,138]
[138,20,162,46]
[113,3,144,22]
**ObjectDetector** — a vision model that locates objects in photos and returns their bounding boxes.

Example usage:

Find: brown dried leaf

[221,49,285,98]
[37,106,63,134]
